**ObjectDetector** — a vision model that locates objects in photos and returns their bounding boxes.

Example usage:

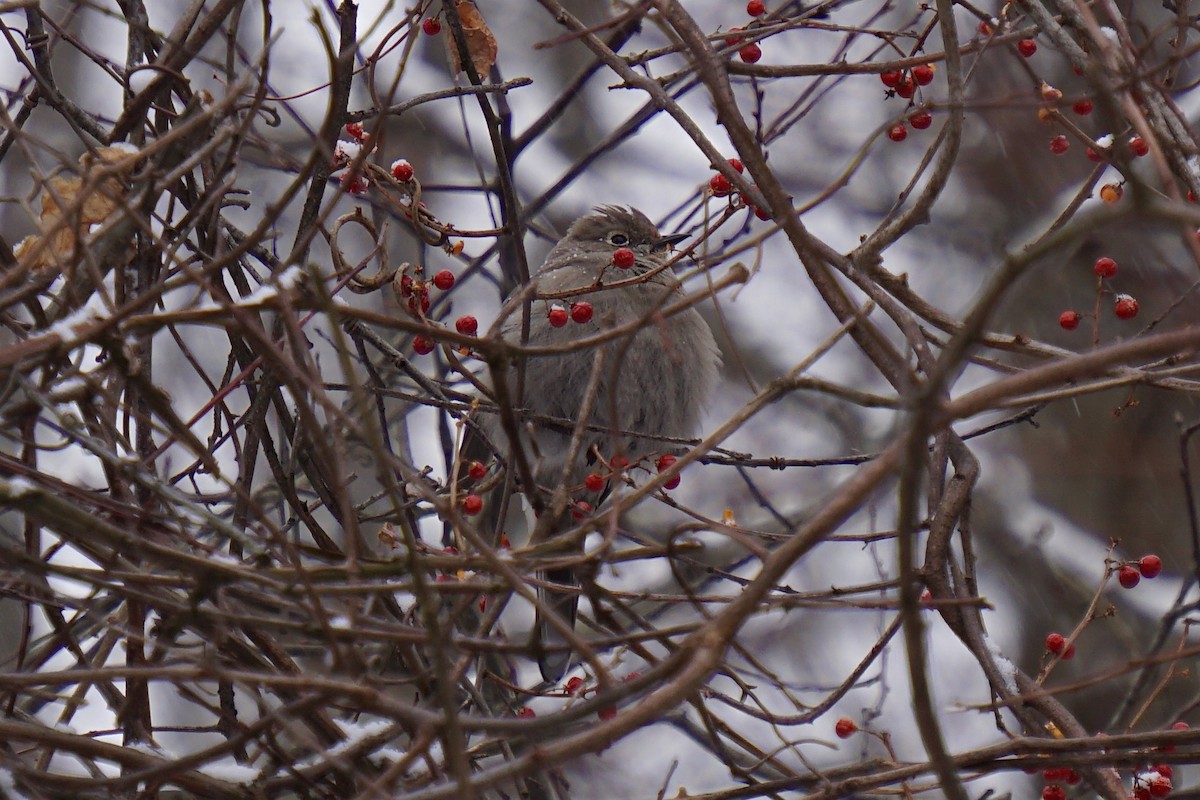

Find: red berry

[1066,769,1082,785]
[912,64,934,85]
[1118,564,1141,589]
[1018,38,1037,57]
[407,290,431,316]
[1155,765,1174,780]
[834,717,857,738]
[1135,787,1153,800]
[880,70,902,88]
[610,454,630,470]
[598,705,617,721]
[1086,147,1103,163]
[399,274,414,297]
[978,20,992,35]
[623,671,641,682]
[1050,134,1069,155]
[467,460,486,480]
[413,335,435,355]
[342,173,369,194]
[1149,776,1172,798]
[746,0,766,15]
[710,173,733,197]
[391,159,414,181]
[455,315,478,336]
[656,454,681,490]
[910,110,933,130]
[478,596,487,612]
[612,247,636,269]
[432,269,455,290]
[895,76,915,98]
[887,123,908,142]
[1041,82,1063,102]
[1045,632,1066,654]
[754,205,771,221]
[723,26,745,47]
[1130,136,1149,157]
[565,676,584,694]
[1114,294,1139,320]
[548,305,569,327]
[739,42,762,64]
[1062,642,1076,660]
[571,500,592,520]
[1093,256,1118,278]
[1139,554,1163,579]
[422,17,442,35]
[1059,310,1081,330]
[463,494,483,515]
[1073,99,1094,115]
[516,707,536,718]
[1043,785,1066,800]
[727,157,745,173]
[345,121,365,141]
[584,473,605,492]
[570,301,593,324]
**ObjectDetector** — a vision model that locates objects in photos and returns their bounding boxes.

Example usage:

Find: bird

[463,206,719,682]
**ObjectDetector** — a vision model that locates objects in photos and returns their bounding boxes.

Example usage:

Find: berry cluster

[1042,554,1162,667]
[1115,553,1162,589]
[708,157,771,220]
[546,300,594,328]
[1058,255,1140,333]
[333,133,372,194]
[396,266,465,355]
[1040,765,1083,800]
[1012,31,1157,205]
[1131,764,1176,800]
[555,672,641,720]
[723,1,771,65]
[879,63,936,143]
[579,452,684,499]
[1044,631,1076,661]
[335,123,426,196]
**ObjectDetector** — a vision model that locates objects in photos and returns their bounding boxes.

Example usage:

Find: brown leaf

[445,1,497,78]
[15,145,137,271]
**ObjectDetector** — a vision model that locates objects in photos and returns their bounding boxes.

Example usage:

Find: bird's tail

[535,567,578,682]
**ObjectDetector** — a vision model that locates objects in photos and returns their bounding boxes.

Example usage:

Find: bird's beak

[655,232,689,249]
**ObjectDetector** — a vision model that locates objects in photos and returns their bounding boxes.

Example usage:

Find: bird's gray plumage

[470,206,719,681]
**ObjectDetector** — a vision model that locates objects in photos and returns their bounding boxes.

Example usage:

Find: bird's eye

[608,233,629,246]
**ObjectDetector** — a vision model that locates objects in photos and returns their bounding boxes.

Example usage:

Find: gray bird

[464,206,719,682]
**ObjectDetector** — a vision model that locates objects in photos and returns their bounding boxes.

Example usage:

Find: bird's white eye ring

[608,232,629,246]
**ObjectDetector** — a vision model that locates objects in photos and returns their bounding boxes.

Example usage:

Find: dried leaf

[445,1,497,78]
[15,145,137,271]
